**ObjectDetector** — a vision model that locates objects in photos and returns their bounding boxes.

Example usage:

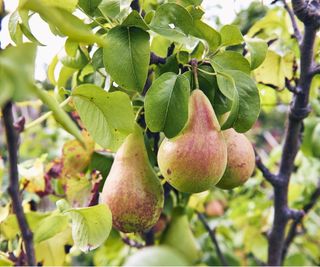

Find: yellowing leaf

[254,50,284,88]
[18,159,45,192]
[62,131,95,176]
[66,175,92,207]
[35,227,72,266]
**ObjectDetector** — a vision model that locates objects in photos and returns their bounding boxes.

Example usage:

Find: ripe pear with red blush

[100,124,164,233]
[157,89,227,193]
[216,128,255,189]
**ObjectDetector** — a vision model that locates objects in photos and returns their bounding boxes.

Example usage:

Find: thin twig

[281,181,320,263]
[255,150,278,186]
[24,97,71,130]
[197,212,228,266]
[282,0,302,42]
[122,236,144,249]
[310,65,320,77]
[2,102,36,266]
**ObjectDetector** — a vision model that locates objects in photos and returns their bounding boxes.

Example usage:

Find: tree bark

[2,102,36,266]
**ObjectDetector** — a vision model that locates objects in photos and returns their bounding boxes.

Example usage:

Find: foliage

[0,0,320,266]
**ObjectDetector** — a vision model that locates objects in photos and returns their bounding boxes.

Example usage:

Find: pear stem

[191,59,200,90]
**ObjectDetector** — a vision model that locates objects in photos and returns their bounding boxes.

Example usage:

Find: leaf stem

[25,96,71,130]
[191,59,200,89]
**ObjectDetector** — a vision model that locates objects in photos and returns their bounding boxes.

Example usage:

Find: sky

[1,0,253,80]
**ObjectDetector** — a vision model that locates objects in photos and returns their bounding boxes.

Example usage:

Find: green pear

[216,128,255,189]
[124,245,190,266]
[158,89,227,193]
[100,125,164,233]
[161,207,201,263]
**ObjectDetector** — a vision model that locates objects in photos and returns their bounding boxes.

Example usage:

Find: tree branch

[310,64,320,77]
[267,4,319,264]
[197,212,228,266]
[150,52,166,65]
[2,102,36,266]
[255,150,278,186]
[281,181,320,263]
[282,0,302,42]
[291,0,320,28]
[130,0,140,12]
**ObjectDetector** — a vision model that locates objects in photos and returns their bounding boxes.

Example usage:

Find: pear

[161,207,201,263]
[100,125,164,233]
[216,128,255,189]
[124,245,190,266]
[158,89,227,193]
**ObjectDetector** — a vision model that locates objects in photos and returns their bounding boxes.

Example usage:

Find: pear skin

[100,125,164,233]
[158,89,227,193]
[161,208,201,263]
[216,128,255,189]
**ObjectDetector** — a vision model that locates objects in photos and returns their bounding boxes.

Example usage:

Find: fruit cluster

[100,89,255,233]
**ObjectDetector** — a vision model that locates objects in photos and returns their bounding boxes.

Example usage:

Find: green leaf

[186,5,204,20]
[220,25,244,46]
[212,51,251,74]
[0,80,14,108]
[190,41,205,60]
[0,43,37,106]
[177,51,190,64]
[155,55,179,77]
[212,66,236,100]
[66,204,112,252]
[103,26,150,92]
[31,86,84,145]
[301,117,320,157]
[190,20,221,51]
[34,214,69,243]
[220,89,240,130]
[78,0,102,16]
[41,0,78,12]
[151,35,172,58]
[98,0,120,19]
[122,11,149,31]
[92,48,104,70]
[225,70,260,132]
[72,84,135,151]
[1,212,49,240]
[60,48,88,69]
[48,55,59,85]
[246,39,268,70]
[20,23,44,45]
[145,72,190,138]
[20,0,105,46]
[183,65,218,106]
[8,11,23,45]
[150,3,193,42]
[57,66,76,88]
